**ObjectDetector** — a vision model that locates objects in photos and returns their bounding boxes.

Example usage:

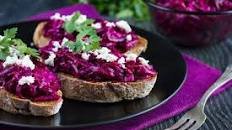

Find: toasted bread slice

[0,88,63,116]
[33,22,148,56]
[33,22,155,103]
[59,73,157,103]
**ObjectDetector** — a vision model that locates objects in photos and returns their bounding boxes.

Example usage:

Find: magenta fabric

[30,4,232,130]
[28,4,101,20]
[82,55,232,130]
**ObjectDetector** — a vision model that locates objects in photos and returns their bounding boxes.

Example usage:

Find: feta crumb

[138,57,149,65]
[106,22,116,27]
[95,47,111,54]
[126,34,132,41]
[44,52,56,66]
[50,13,74,21]
[116,20,132,33]
[63,13,74,21]
[61,37,69,47]
[92,47,118,62]
[52,41,62,52]
[81,53,90,60]
[3,55,18,68]
[50,13,63,20]
[75,14,87,25]
[3,55,35,70]
[18,76,35,86]
[118,57,126,68]
[125,53,137,61]
[20,55,35,70]
[91,23,102,29]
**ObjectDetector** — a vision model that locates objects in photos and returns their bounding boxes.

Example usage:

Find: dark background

[0,0,232,130]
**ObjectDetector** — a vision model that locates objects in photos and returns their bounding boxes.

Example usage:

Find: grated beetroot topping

[0,61,61,101]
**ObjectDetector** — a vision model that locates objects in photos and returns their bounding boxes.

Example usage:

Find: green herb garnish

[0,28,39,60]
[70,0,150,21]
[4,27,17,39]
[63,12,100,53]
[13,39,39,58]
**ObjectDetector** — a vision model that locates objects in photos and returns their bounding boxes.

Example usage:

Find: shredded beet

[43,19,139,54]
[0,61,60,101]
[40,43,156,82]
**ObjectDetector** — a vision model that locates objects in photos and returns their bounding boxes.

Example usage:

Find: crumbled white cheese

[81,53,90,60]
[125,53,137,61]
[20,55,35,70]
[61,37,69,47]
[94,47,111,54]
[126,34,132,41]
[52,41,62,52]
[63,13,74,21]
[50,13,63,20]
[116,20,132,33]
[106,22,116,27]
[18,76,35,86]
[138,57,149,65]
[91,22,102,29]
[3,55,35,70]
[75,14,87,25]
[92,47,118,62]
[118,57,126,68]
[50,13,74,21]
[3,55,18,68]
[44,52,56,66]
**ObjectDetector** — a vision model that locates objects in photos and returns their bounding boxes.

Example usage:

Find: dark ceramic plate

[0,21,186,129]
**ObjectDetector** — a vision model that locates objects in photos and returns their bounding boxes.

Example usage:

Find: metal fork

[165,64,232,130]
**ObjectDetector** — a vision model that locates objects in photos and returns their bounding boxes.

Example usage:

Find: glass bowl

[146,0,232,46]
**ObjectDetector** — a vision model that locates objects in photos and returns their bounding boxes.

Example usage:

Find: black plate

[0,21,186,129]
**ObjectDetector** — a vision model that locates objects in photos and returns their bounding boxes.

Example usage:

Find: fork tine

[164,117,188,130]
[188,121,204,130]
[178,119,195,130]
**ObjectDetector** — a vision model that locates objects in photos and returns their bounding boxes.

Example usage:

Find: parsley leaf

[4,27,17,39]
[0,27,40,60]
[63,12,80,33]
[14,39,39,58]
[63,12,101,53]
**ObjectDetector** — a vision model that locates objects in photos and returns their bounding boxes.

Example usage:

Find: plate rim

[0,20,187,128]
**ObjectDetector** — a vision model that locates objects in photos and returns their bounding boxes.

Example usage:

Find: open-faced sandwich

[0,28,63,116]
[33,12,158,103]
[33,12,147,56]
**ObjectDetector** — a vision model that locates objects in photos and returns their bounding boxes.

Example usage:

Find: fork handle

[197,64,232,110]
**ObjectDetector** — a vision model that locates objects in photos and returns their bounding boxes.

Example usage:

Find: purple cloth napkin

[29,4,101,20]
[29,4,232,130]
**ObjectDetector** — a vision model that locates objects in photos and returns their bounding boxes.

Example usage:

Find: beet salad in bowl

[146,0,232,46]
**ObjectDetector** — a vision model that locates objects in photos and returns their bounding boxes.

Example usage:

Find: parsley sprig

[63,12,100,53]
[0,28,39,60]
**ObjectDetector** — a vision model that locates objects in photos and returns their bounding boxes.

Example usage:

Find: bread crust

[59,73,157,103]
[33,22,148,55]
[0,88,63,116]
[33,22,50,48]
[126,36,147,55]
